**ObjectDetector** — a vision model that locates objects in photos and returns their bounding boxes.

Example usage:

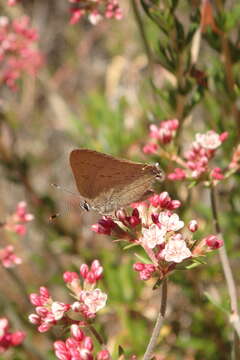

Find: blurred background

[0,0,239,359]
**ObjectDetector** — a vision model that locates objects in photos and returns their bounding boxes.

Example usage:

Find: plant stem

[210,186,240,341]
[215,0,240,137]
[88,324,105,345]
[143,278,168,360]
[130,0,154,77]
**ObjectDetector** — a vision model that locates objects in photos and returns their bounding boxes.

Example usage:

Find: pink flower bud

[133,262,145,271]
[143,143,158,154]
[82,336,94,351]
[54,340,67,352]
[170,200,181,209]
[205,235,223,249]
[129,215,141,227]
[168,168,186,181]
[139,269,152,281]
[14,224,26,236]
[97,349,111,360]
[71,324,84,341]
[39,287,50,298]
[94,267,103,280]
[219,132,228,142]
[158,128,172,144]
[86,272,96,284]
[65,337,79,349]
[151,213,159,224]
[168,118,179,130]
[188,220,198,232]
[91,260,101,272]
[63,271,79,283]
[11,331,25,345]
[36,306,48,317]
[80,264,89,278]
[29,294,42,306]
[71,301,81,312]
[211,167,224,180]
[38,323,51,333]
[28,314,41,324]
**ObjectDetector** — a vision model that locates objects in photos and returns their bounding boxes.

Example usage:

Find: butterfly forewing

[70,149,163,215]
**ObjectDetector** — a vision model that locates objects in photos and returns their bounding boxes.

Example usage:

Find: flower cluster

[0,318,25,353]
[29,260,107,331]
[68,0,122,25]
[7,0,18,5]
[3,201,34,236]
[54,324,110,360]
[92,192,223,281]
[0,201,34,268]
[173,130,228,180]
[143,119,179,154]
[0,245,22,268]
[29,260,108,359]
[0,16,43,90]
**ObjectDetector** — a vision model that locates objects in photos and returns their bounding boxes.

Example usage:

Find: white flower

[81,289,107,314]
[0,16,9,27]
[51,302,67,320]
[161,237,192,263]
[0,318,8,337]
[141,224,166,249]
[158,212,184,232]
[88,13,102,25]
[196,131,221,150]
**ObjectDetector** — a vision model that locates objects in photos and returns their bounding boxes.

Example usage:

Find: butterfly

[69,148,164,216]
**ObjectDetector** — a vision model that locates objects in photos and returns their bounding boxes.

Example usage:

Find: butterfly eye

[81,201,90,212]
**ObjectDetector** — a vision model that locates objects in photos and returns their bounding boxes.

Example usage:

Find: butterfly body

[70,148,164,215]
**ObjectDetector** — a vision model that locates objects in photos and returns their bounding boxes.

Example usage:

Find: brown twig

[88,324,105,345]
[143,278,168,360]
[215,0,240,136]
[210,186,240,341]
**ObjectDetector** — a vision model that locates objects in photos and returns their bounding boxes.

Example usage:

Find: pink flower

[80,289,107,314]
[0,245,22,268]
[0,318,25,353]
[168,168,186,181]
[3,201,34,236]
[147,119,179,146]
[68,0,122,25]
[97,349,111,360]
[15,201,34,222]
[158,212,184,232]
[0,16,43,90]
[149,192,181,210]
[54,331,94,360]
[7,0,18,5]
[51,302,70,321]
[205,235,223,249]
[89,12,102,25]
[196,131,221,150]
[161,237,192,263]
[133,263,156,280]
[188,220,198,232]
[143,143,158,154]
[141,224,166,249]
[211,167,224,180]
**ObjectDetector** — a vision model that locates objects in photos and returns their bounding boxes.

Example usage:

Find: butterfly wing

[70,149,162,214]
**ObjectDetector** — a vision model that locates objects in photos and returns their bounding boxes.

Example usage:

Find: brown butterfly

[70,148,164,216]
